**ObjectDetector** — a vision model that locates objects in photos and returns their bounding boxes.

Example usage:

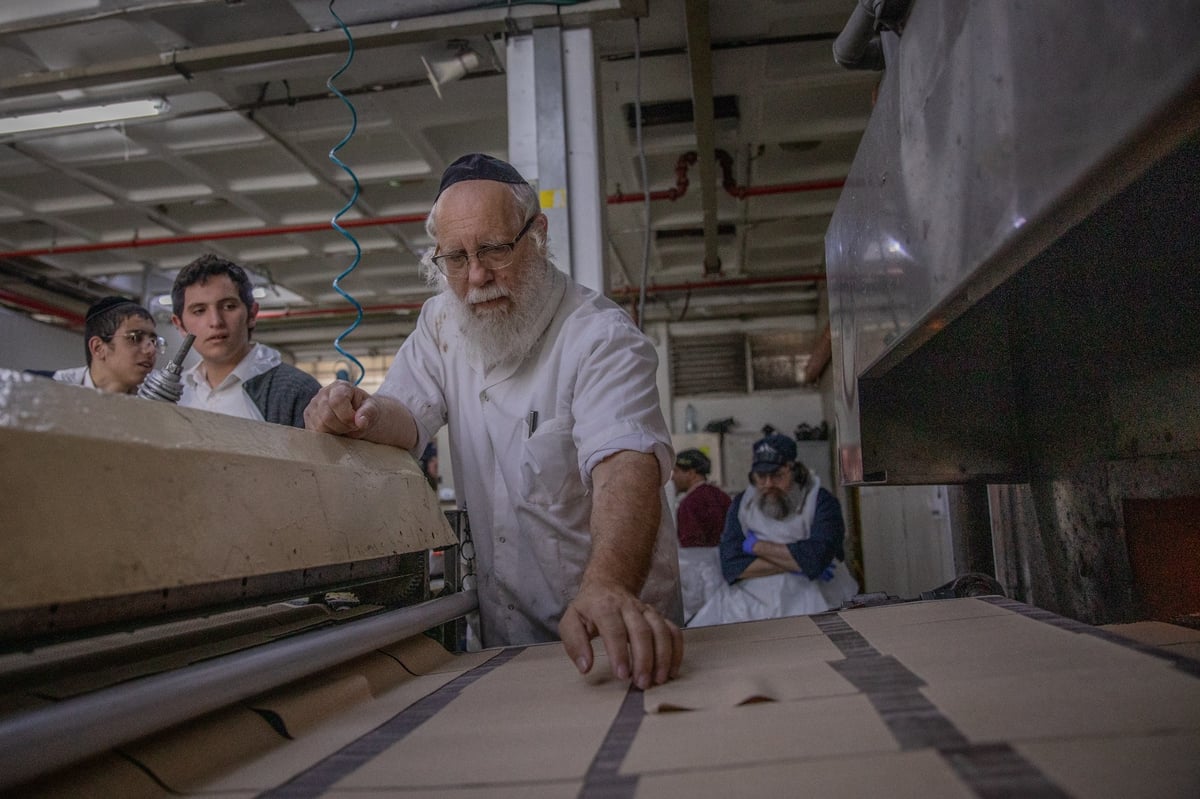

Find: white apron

[688,475,858,627]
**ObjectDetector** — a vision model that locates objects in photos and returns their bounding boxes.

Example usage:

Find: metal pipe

[255,274,827,325]
[0,288,85,326]
[257,301,426,320]
[609,272,826,298]
[0,159,839,263]
[0,212,430,261]
[832,0,884,70]
[0,590,478,792]
[684,0,722,276]
[607,151,697,204]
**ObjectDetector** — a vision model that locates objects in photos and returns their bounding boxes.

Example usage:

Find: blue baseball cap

[751,433,797,473]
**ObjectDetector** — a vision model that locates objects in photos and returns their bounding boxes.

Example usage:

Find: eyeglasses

[431,215,536,277]
[111,330,166,354]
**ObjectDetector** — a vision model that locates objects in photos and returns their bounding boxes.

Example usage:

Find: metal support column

[507,27,606,291]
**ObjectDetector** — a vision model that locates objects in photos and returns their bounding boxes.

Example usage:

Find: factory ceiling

[0,0,880,361]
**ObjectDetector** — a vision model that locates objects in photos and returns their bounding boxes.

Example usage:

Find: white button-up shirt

[179,342,281,421]
[379,268,682,647]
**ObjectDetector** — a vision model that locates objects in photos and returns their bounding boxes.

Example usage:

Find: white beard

[444,256,555,369]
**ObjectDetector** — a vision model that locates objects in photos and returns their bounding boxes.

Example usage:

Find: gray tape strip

[258,646,525,799]
[980,595,1200,678]
[577,686,644,799]
[815,609,1070,798]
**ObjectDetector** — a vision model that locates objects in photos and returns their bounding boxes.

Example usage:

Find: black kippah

[436,153,528,200]
[85,295,138,321]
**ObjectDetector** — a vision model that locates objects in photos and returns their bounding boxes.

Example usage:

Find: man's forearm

[585,450,660,591]
[744,539,801,574]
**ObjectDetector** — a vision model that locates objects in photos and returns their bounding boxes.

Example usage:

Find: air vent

[671,330,818,396]
[624,95,739,129]
[670,334,747,395]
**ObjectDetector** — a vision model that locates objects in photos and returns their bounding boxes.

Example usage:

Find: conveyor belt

[11,597,1200,797]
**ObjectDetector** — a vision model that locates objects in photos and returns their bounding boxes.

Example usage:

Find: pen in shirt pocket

[526,410,538,438]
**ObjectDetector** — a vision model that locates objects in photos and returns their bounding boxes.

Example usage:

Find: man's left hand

[559,581,683,690]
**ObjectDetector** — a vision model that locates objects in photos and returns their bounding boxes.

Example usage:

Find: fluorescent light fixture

[0,98,168,137]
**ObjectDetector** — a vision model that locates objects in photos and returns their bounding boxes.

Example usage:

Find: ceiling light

[0,98,169,137]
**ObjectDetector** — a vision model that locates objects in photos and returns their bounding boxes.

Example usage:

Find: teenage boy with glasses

[30,296,161,395]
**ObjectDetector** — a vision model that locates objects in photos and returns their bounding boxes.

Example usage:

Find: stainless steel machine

[826,0,1200,624]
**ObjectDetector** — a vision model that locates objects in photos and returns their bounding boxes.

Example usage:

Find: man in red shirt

[671,449,731,547]
[672,449,732,622]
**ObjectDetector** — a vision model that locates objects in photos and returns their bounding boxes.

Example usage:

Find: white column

[506,27,606,292]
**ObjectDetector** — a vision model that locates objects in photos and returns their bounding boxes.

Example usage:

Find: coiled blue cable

[326,0,366,386]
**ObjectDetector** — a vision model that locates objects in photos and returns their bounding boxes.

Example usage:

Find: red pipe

[0,153,842,262]
[715,148,844,198]
[0,213,430,260]
[609,273,825,298]
[254,274,825,324]
[607,151,697,205]
[0,288,85,327]
[257,301,426,320]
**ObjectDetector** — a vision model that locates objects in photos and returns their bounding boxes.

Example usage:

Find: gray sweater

[242,363,321,428]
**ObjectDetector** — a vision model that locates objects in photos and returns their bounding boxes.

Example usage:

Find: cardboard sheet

[1015,732,1200,799]
[14,598,1200,797]
[632,749,975,799]
[922,665,1200,742]
[333,645,628,790]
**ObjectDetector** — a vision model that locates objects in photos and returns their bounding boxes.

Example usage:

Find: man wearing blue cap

[690,432,858,626]
[306,153,684,688]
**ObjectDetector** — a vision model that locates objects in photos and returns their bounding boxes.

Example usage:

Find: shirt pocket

[519,416,587,507]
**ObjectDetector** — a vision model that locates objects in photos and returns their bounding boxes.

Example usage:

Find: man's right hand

[304,380,374,437]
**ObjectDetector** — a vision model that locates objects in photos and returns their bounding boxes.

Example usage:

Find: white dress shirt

[378,268,683,647]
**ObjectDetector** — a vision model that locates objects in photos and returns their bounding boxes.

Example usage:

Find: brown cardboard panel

[839,597,1012,638]
[378,633,500,675]
[196,671,460,793]
[923,667,1200,742]
[14,751,170,799]
[873,613,1169,683]
[1101,620,1200,647]
[633,749,974,799]
[0,369,455,615]
[620,695,898,775]
[1164,641,1200,660]
[334,647,628,788]
[1014,732,1200,799]
[322,783,582,799]
[679,630,844,672]
[681,614,824,644]
[122,703,285,793]
[644,660,856,712]
[249,672,375,739]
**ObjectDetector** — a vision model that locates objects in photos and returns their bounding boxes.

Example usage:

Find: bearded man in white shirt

[305,153,684,689]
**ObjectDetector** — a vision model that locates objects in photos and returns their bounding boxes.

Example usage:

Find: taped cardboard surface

[14,598,1200,797]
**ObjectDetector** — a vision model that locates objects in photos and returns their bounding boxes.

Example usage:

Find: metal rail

[0,590,478,792]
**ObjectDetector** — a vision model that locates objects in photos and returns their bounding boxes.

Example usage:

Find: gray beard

[755,479,809,521]
[755,489,794,521]
[444,257,555,369]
